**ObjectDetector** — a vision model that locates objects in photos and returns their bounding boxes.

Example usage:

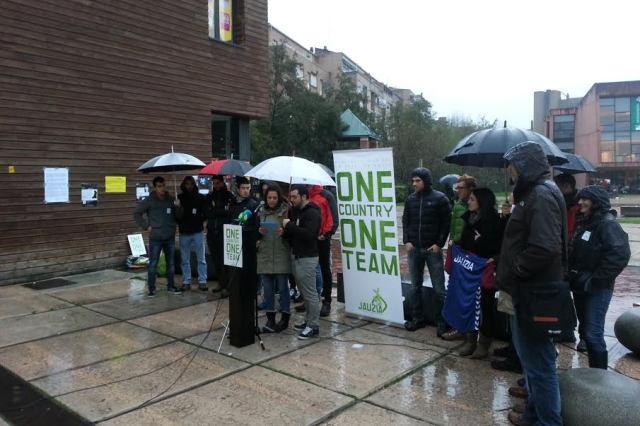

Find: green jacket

[133,191,177,241]
[256,203,291,275]
[449,200,467,243]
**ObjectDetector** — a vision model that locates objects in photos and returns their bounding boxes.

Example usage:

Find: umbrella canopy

[444,127,569,167]
[316,163,335,178]
[246,156,337,187]
[199,159,252,177]
[552,153,597,174]
[439,174,460,188]
[137,148,206,173]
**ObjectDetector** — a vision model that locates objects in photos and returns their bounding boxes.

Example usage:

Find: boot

[262,312,276,333]
[457,333,477,357]
[274,312,290,332]
[588,350,608,370]
[470,334,492,359]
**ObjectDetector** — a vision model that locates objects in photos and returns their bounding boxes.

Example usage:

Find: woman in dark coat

[457,187,503,358]
[569,185,630,369]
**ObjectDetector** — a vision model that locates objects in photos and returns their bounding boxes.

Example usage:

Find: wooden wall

[0,0,269,284]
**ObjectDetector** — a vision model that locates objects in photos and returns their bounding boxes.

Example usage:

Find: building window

[295,65,304,80]
[309,73,317,88]
[600,96,640,163]
[208,0,234,42]
[552,114,575,153]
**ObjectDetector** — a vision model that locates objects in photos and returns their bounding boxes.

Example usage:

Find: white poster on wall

[44,167,69,203]
[223,224,243,268]
[333,148,404,325]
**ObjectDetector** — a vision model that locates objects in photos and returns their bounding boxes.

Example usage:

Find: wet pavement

[0,268,638,425]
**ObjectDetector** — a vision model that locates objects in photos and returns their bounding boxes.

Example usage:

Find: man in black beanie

[402,167,451,335]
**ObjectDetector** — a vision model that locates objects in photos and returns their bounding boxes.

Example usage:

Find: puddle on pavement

[0,364,90,425]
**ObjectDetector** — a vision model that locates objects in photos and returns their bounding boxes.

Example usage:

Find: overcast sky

[269,0,639,128]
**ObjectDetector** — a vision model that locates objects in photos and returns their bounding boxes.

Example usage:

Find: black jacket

[204,188,233,232]
[569,186,630,290]
[459,210,502,259]
[176,191,206,234]
[284,202,321,258]
[496,142,567,297]
[402,188,452,248]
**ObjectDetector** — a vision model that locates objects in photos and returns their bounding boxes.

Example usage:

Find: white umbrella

[138,146,206,194]
[245,156,337,187]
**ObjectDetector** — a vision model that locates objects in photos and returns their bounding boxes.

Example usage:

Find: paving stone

[0,293,73,320]
[102,366,353,425]
[0,322,173,380]
[367,355,518,425]
[362,322,464,350]
[66,269,141,285]
[32,341,249,422]
[264,328,442,398]
[321,402,425,425]
[0,306,115,348]
[49,279,147,305]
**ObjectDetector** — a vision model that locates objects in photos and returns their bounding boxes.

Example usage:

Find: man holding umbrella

[134,176,183,296]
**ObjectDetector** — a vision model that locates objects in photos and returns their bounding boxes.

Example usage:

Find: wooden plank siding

[0,0,269,284]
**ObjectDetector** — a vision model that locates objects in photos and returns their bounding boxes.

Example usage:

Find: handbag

[516,280,576,340]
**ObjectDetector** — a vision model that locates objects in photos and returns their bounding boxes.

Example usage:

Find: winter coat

[230,195,260,240]
[321,188,339,235]
[495,142,567,298]
[449,200,468,243]
[204,188,233,233]
[564,190,579,238]
[284,202,321,258]
[176,191,206,235]
[459,210,502,259]
[569,186,630,290]
[402,169,452,249]
[133,191,177,241]
[309,185,334,237]
[256,203,292,275]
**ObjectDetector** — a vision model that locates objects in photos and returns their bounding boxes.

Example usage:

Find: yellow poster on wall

[105,176,126,193]
[219,0,233,42]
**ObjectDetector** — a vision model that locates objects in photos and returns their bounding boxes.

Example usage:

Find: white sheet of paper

[127,234,147,256]
[81,188,97,204]
[136,186,149,200]
[582,231,591,241]
[44,168,69,203]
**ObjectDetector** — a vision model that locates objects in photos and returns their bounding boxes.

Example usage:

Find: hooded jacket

[284,201,321,258]
[133,191,177,241]
[176,189,206,235]
[495,142,567,297]
[402,168,452,248]
[459,209,502,260]
[204,187,233,233]
[309,185,334,237]
[321,188,339,235]
[569,186,630,290]
[256,202,292,275]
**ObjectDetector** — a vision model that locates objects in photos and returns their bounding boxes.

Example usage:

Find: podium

[227,226,258,348]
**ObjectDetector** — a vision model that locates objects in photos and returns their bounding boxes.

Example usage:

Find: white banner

[333,148,404,324]
[223,224,243,268]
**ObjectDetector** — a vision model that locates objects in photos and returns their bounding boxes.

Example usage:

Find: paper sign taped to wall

[105,176,126,193]
[81,184,98,206]
[44,167,70,203]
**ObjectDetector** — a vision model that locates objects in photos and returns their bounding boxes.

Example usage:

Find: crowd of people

[133,141,631,425]
[133,175,338,341]
[401,142,631,426]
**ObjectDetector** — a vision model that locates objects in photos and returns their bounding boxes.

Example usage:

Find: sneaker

[182,283,191,291]
[320,302,331,317]
[293,321,307,331]
[297,326,319,340]
[442,329,463,341]
[147,290,156,298]
[167,287,184,295]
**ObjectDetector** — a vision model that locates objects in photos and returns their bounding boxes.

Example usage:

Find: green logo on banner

[358,288,388,314]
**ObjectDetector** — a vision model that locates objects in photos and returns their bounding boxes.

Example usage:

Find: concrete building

[268,25,419,119]
[535,81,640,188]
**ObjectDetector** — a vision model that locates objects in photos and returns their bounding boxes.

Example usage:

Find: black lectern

[227,226,258,348]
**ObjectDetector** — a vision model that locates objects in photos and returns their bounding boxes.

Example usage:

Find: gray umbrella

[444,127,569,167]
[553,153,597,174]
[138,147,206,194]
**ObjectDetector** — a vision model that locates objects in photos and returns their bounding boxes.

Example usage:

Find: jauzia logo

[453,255,475,271]
[358,288,388,314]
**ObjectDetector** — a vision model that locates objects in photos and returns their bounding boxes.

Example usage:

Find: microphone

[253,200,265,215]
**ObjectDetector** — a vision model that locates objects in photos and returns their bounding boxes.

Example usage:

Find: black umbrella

[138,147,206,194]
[444,127,569,167]
[552,153,596,174]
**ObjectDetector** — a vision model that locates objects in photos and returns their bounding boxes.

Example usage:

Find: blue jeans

[408,248,446,325]
[315,263,323,296]
[179,231,207,286]
[148,239,175,292]
[511,314,562,425]
[261,274,290,314]
[574,288,613,354]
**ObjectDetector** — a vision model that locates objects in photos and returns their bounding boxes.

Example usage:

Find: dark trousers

[574,288,613,354]
[148,238,175,292]
[206,230,228,289]
[318,237,333,304]
[479,288,496,338]
[408,248,446,326]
